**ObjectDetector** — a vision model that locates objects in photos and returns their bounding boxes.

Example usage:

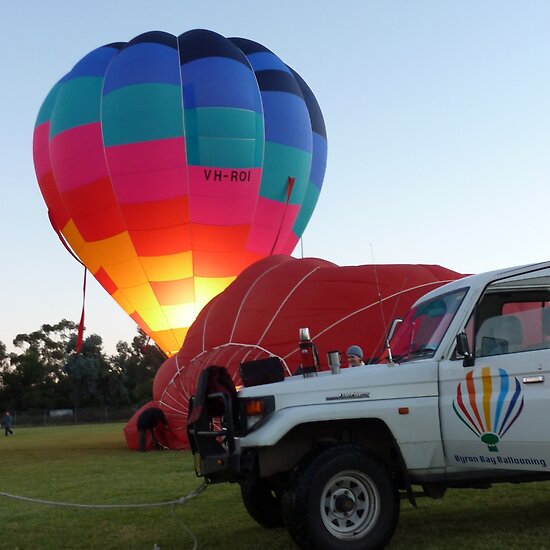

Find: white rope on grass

[0,480,208,509]
[0,481,209,550]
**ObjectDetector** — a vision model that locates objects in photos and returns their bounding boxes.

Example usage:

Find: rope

[0,481,207,509]
[1,481,208,549]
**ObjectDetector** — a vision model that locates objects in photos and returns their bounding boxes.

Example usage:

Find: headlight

[240,396,275,432]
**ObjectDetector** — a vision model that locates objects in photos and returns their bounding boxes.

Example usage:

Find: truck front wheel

[282,444,399,549]
[240,477,284,528]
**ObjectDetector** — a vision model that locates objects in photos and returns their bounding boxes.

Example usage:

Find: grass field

[2,424,550,549]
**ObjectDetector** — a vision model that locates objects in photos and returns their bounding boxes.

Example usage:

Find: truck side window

[474,294,550,357]
[476,314,524,356]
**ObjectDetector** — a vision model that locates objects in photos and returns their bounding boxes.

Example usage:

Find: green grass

[2,425,550,549]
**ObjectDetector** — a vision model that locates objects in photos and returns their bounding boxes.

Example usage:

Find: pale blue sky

[2,1,550,353]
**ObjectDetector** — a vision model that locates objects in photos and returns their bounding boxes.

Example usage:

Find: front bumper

[187,391,244,483]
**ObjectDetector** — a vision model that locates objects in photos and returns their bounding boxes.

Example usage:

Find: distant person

[137,407,167,452]
[346,345,365,367]
[2,411,14,436]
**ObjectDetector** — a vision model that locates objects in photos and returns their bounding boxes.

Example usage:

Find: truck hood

[238,361,438,408]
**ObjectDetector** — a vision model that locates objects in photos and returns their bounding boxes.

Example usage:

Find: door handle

[522,375,544,384]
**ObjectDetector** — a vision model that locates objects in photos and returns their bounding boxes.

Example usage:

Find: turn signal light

[246,400,264,416]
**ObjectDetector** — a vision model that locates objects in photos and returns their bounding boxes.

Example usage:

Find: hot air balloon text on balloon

[33,29,327,355]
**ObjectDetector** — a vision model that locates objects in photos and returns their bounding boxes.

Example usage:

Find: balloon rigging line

[284,280,458,361]
[370,244,388,339]
[256,266,321,347]
[47,211,85,267]
[228,261,282,343]
[201,300,215,352]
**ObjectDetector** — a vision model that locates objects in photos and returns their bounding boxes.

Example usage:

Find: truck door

[439,280,550,472]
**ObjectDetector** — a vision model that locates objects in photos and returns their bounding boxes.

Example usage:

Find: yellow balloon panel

[111,288,135,316]
[194,276,237,310]
[140,251,194,281]
[161,302,199,329]
[150,328,187,357]
[104,257,149,288]
[123,284,162,314]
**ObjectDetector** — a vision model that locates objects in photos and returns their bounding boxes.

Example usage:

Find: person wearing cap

[346,345,365,367]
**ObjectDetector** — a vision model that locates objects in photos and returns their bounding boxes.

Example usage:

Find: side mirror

[387,318,403,343]
[456,332,474,367]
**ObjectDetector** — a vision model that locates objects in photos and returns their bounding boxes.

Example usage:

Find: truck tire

[282,444,399,549]
[240,478,284,528]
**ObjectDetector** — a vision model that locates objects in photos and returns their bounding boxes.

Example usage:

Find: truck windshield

[387,287,468,363]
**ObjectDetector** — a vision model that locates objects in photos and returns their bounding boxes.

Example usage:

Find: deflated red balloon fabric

[129,255,463,449]
[124,400,187,451]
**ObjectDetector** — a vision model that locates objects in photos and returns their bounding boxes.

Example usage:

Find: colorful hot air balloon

[33,29,328,355]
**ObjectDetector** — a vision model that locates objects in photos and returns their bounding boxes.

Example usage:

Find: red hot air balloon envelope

[33,30,328,356]
[143,256,464,450]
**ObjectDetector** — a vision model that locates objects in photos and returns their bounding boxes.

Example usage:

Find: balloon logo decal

[33,29,327,355]
[453,367,524,452]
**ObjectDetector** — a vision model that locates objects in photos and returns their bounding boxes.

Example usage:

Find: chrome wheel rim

[320,470,380,540]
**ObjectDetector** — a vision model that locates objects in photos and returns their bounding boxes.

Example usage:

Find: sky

[2,0,550,354]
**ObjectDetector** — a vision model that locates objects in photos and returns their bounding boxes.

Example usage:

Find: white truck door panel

[439,285,550,472]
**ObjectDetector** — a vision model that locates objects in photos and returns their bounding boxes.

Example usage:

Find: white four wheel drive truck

[187,261,550,549]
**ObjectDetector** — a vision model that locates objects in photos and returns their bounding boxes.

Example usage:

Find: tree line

[0,320,166,413]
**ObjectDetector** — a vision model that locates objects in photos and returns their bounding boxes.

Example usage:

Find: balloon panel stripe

[138,251,193,281]
[130,225,192,256]
[60,46,121,82]
[178,29,251,67]
[102,84,185,146]
[119,196,189,231]
[129,31,178,49]
[228,37,269,55]
[255,70,304,97]
[61,178,126,241]
[245,52,293,73]
[185,134,262,168]
[102,42,181,95]
[290,182,321,240]
[49,78,103,138]
[310,133,328,189]
[246,198,300,255]
[262,92,312,152]
[150,278,195,306]
[35,83,62,127]
[104,137,188,203]
[181,58,261,111]
[190,223,252,251]
[258,142,312,201]
[184,107,264,142]
[192,249,264,277]
[289,67,327,139]
[50,123,109,192]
